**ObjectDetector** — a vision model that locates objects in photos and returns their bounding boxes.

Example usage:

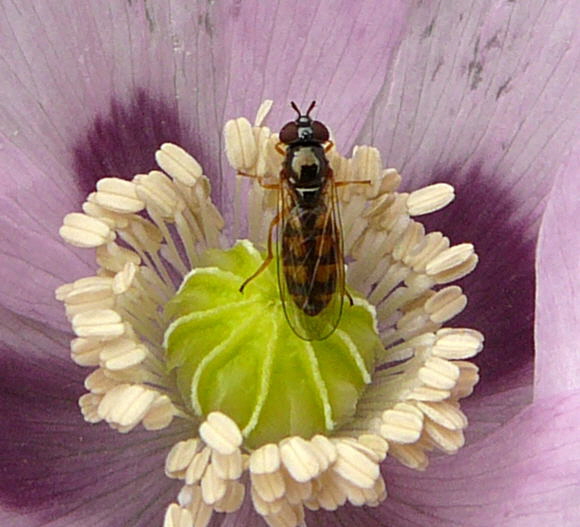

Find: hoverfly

[239,101,369,340]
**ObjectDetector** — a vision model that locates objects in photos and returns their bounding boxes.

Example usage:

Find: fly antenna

[290,101,301,117]
[305,100,316,116]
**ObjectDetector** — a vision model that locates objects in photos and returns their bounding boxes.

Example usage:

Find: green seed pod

[164,240,381,449]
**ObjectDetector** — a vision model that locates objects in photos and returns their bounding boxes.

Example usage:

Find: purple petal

[0,308,188,526]
[534,146,580,399]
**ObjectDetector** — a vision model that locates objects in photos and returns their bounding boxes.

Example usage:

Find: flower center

[57,101,484,527]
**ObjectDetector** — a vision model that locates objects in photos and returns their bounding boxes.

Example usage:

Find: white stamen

[187,485,213,527]
[331,440,379,489]
[94,178,145,214]
[308,435,337,471]
[200,463,227,505]
[111,261,138,294]
[78,392,102,423]
[419,357,460,390]
[84,368,118,394]
[424,286,468,324]
[380,403,424,443]
[70,337,102,366]
[282,471,312,505]
[407,385,450,402]
[406,231,450,272]
[280,437,321,483]
[185,447,211,485]
[426,243,475,276]
[83,196,130,229]
[166,439,201,478]
[416,401,467,430]
[250,443,281,474]
[163,503,193,527]
[357,435,389,461]
[99,337,147,370]
[60,213,115,247]
[72,309,126,339]
[138,170,184,217]
[96,242,141,273]
[199,412,243,455]
[157,143,203,187]
[407,183,455,215]
[263,501,305,527]
[252,471,286,502]
[433,328,484,359]
[97,383,158,430]
[254,99,274,126]
[224,117,258,171]
[211,449,243,480]
[251,488,284,516]
[213,480,245,513]
[424,419,465,452]
[388,443,428,470]
[451,361,480,399]
[378,168,401,194]
[350,145,382,198]
[391,221,425,263]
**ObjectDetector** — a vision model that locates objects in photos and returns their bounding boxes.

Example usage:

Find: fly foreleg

[239,211,282,293]
[237,172,280,190]
[324,140,335,153]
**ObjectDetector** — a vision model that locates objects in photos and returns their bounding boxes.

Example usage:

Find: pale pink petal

[0,1,412,330]
[361,0,580,225]
[0,2,219,329]
[534,145,580,399]
[0,145,94,331]
[218,0,411,151]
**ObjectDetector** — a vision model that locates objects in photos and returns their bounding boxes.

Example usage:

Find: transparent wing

[276,172,345,341]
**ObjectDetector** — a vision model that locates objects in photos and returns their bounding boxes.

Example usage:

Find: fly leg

[239,211,282,293]
[345,290,354,306]
[324,140,335,153]
[333,176,369,309]
[335,179,372,187]
[237,172,281,292]
[237,171,280,190]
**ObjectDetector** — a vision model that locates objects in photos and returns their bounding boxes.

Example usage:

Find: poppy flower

[1,1,578,526]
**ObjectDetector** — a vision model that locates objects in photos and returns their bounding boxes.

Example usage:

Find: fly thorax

[291,147,321,183]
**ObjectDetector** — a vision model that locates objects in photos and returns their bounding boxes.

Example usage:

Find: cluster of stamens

[57,101,482,527]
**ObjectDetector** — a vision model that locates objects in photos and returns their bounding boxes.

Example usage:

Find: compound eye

[311,121,330,143]
[279,122,299,144]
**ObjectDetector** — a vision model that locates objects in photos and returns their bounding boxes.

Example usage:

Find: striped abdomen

[282,205,338,316]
